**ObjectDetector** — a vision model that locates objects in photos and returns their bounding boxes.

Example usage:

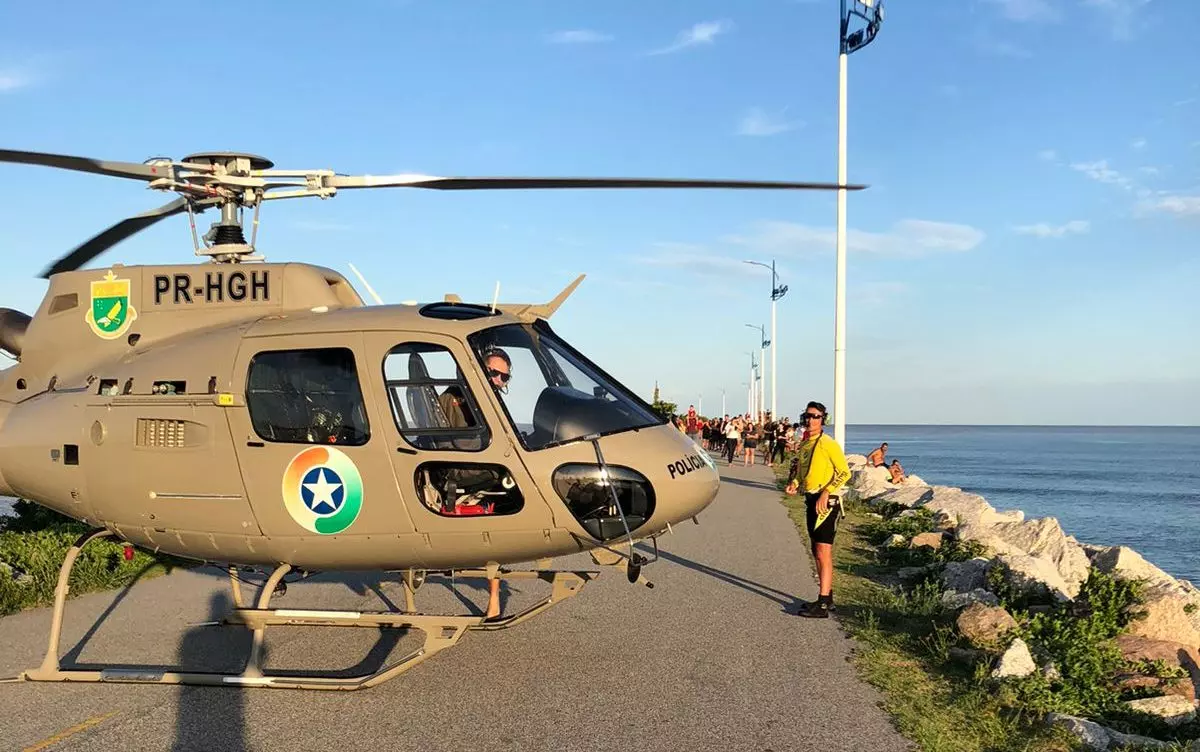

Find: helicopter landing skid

[11,529,596,691]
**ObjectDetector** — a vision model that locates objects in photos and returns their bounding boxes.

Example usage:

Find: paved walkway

[0,452,911,751]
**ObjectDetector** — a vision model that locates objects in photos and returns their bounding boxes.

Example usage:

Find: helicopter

[0,148,865,690]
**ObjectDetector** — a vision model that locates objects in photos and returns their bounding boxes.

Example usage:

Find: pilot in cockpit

[437,347,511,429]
[480,346,512,396]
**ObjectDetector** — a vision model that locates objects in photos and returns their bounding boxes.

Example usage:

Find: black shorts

[805,492,840,545]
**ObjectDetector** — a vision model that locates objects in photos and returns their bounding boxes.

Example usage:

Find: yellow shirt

[793,432,851,496]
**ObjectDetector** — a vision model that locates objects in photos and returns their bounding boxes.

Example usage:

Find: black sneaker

[797,599,830,618]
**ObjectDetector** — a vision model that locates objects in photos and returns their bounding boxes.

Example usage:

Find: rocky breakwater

[843,455,1200,751]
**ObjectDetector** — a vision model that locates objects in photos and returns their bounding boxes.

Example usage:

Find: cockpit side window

[382,343,491,452]
[246,347,370,446]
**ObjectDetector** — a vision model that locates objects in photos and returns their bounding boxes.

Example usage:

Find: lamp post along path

[835,0,884,448]
[745,260,786,421]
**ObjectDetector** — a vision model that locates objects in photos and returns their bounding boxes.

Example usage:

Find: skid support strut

[13,529,597,690]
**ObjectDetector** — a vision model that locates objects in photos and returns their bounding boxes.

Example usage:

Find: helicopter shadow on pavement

[635,543,803,613]
[173,591,249,752]
[720,474,782,492]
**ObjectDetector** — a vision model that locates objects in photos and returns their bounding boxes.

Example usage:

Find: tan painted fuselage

[0,261,719,572]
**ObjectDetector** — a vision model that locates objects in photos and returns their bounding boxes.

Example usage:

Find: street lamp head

[772,284,789,301]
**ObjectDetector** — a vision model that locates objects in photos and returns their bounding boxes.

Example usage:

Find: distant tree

[649,399,677,421]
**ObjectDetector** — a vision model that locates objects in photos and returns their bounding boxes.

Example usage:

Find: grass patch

[0,500,184,616]
[773,464,1200,750]
[774,472,1078,752]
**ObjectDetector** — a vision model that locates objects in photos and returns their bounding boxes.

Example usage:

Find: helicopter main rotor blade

[325,175,867,191]
[0,148,170,182]
[40,197,193,278]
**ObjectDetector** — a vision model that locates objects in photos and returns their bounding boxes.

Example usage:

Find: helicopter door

[362,333,554,535]
[226,332,414,538]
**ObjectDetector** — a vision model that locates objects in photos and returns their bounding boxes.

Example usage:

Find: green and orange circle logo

[282,446,364,535]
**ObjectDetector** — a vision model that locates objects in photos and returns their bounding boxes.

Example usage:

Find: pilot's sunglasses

[488,368,511,383]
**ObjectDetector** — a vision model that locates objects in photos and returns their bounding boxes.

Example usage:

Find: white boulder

[991,637,1037,679]
[874,485,935,509]
[920,486,1006,528]
[993,552,1076,602]
[984,518,1090,598]
[1124,696,1196,727]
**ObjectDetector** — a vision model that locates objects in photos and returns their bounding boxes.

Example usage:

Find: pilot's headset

[481,346,513,395]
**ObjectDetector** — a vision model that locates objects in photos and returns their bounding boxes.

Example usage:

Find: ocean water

[847,425,1200,584]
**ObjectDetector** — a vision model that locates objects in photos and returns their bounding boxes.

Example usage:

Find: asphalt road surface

[0,452,911,752]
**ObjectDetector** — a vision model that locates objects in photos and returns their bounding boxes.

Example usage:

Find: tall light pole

[746,352,757,419]
[834,0,884,447]
[745,260,788,420]
[745,323,768,422]
[721,388,726,417]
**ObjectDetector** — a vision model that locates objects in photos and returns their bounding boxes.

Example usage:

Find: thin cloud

[0,69,32,92]
[546,30,613,44]
[1082,0,1152,41]
[1058,149,1198,221]
[1013,220,1090,238]
[722,218,986,259]
[647,20,732,55]
[982,0,1060,22]
[1131,137,1147,150]
[974,36,1034,58]
[1038,149,1060,163]
[632,243,766,278]
[736,107,801,137]
[1070,159,1134,191]
[1137,194,1200,218]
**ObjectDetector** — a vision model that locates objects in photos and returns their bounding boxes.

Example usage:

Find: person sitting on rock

[867,442,888,467]
[887,459,906,484]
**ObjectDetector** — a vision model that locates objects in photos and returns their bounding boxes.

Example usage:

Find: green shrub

[0,499,181,615]
[996,570,1169,729]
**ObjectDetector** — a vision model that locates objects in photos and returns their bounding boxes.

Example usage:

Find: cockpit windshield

[467,321,663,450]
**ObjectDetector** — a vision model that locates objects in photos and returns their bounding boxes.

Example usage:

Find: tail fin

[498,274,586,322]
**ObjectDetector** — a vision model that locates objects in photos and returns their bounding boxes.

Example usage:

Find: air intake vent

[137,418,186,448]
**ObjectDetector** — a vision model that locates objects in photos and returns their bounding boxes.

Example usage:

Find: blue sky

[0,0,1196,425]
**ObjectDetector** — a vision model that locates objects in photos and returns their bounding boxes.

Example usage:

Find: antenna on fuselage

[490,281,501,313]
[347,263,385,305]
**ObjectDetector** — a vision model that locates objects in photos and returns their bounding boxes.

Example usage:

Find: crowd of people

[670,402,913,620]
[673,405,798,467]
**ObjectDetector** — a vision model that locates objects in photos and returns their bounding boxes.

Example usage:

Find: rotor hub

[180,152,274,174]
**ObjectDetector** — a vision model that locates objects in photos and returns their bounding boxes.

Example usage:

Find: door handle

[396,445,417,455]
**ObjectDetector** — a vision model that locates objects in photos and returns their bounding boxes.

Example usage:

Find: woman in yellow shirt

[786,401,851,618]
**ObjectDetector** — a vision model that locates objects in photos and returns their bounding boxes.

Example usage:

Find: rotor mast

[175,152,275,265]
